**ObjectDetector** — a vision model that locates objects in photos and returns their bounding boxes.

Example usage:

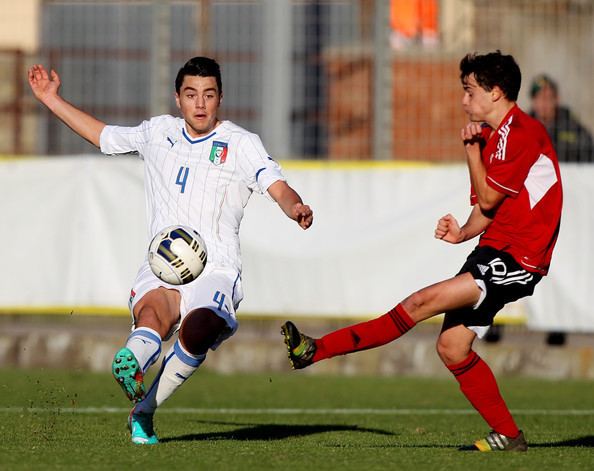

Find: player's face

[461,74,494,122]
[176,75,222,138]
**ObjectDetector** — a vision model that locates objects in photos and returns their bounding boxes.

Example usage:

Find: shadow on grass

[161,418,594,449]
[530,435,594,448]
[412,435,594,451]
[160,421,394,443]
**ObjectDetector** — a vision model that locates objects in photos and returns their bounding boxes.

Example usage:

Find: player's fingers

[35,65,47,82]
[32,65,41,80]
[297,204,312,217]
[39,65,49,81]
[470,122,483,136]
[435,225,447,238]
[299,212,313,229]
[303,219,313,229]
[436,219,448,230]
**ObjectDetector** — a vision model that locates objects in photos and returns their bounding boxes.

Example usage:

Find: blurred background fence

[0,1,593,328]
[1,0,593,161]
[0,0,593,374]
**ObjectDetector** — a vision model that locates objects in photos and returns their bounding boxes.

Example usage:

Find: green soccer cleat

[112,347,145,403]
[469,430,528,452]
[128,407,158,445]
[280,321,317,370]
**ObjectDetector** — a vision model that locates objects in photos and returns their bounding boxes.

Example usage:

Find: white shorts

[128,261,243,349]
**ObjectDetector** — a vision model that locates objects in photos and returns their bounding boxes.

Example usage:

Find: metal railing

[2,0,592,161]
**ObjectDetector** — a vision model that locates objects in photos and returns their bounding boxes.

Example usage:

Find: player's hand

[435,213,463,244]
[28,64,61,104]
[461,122,483,143]
[460,122,483,157]
[292,203,313,230]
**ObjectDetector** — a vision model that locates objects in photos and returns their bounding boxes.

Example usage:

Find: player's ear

[218,92,223,106]
[491,86,504,102]
[175,92,181,110]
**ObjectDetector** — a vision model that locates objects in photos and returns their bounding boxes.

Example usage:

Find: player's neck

[488,102,516,130]
[184,119,222,139]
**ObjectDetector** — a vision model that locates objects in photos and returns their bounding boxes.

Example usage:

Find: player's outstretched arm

[267,180,313,230]
[28,64,106,148]
[435,205,492,244]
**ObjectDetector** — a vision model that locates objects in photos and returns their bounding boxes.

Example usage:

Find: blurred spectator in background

[390,0,439,50]
[529,74,594,162]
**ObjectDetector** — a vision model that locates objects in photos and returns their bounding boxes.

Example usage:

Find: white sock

[125,327,162,373]
[135,339,205,415]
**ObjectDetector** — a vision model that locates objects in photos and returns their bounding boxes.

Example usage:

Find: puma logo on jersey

[166,136,176,147]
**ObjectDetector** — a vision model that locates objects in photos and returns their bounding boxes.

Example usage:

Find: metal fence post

[261,0,291,159]
[373,0,393,160]
[150,0,171,117]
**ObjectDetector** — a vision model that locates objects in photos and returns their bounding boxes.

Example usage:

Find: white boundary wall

[0,156,591,332]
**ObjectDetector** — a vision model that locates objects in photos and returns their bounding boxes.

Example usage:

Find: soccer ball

[148,225,208,285]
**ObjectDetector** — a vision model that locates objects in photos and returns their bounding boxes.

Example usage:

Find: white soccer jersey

[100,116,285,272]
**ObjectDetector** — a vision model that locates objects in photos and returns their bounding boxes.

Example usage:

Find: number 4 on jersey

[176,166,189,193]
[213,291,228,313]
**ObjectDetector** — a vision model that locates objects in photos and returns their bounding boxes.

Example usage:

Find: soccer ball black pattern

[148,225,208,285]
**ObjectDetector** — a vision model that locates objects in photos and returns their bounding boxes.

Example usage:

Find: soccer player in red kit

[281,51,562,452]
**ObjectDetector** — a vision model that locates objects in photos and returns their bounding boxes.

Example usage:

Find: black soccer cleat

[280,321,317,370]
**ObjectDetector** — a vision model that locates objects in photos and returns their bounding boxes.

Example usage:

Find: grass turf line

[0,368,593,470]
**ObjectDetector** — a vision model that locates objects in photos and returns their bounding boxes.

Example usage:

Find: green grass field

[1,368,593,470]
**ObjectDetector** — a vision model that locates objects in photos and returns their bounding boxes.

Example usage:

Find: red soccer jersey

[470,105,563,275]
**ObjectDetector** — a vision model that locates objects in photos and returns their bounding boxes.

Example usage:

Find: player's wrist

[42,93,64,112]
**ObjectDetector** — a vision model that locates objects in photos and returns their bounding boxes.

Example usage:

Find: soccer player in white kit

[28,57,313,445]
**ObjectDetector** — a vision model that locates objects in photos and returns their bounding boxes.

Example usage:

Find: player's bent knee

[179,308,227,355]
[402,289,433,315]
[435,336,470,366]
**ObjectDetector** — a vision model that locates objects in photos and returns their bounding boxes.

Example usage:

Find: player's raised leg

[282,303,415,369]
[282,273,480,369]
[113,287,180,403]
[112,326,161,403]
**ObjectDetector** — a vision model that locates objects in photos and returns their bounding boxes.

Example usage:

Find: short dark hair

[175,56,222,94]
[460,50,522,102]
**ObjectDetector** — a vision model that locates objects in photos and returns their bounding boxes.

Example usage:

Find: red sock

[313,303,416,362]
[448,351,520,438]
